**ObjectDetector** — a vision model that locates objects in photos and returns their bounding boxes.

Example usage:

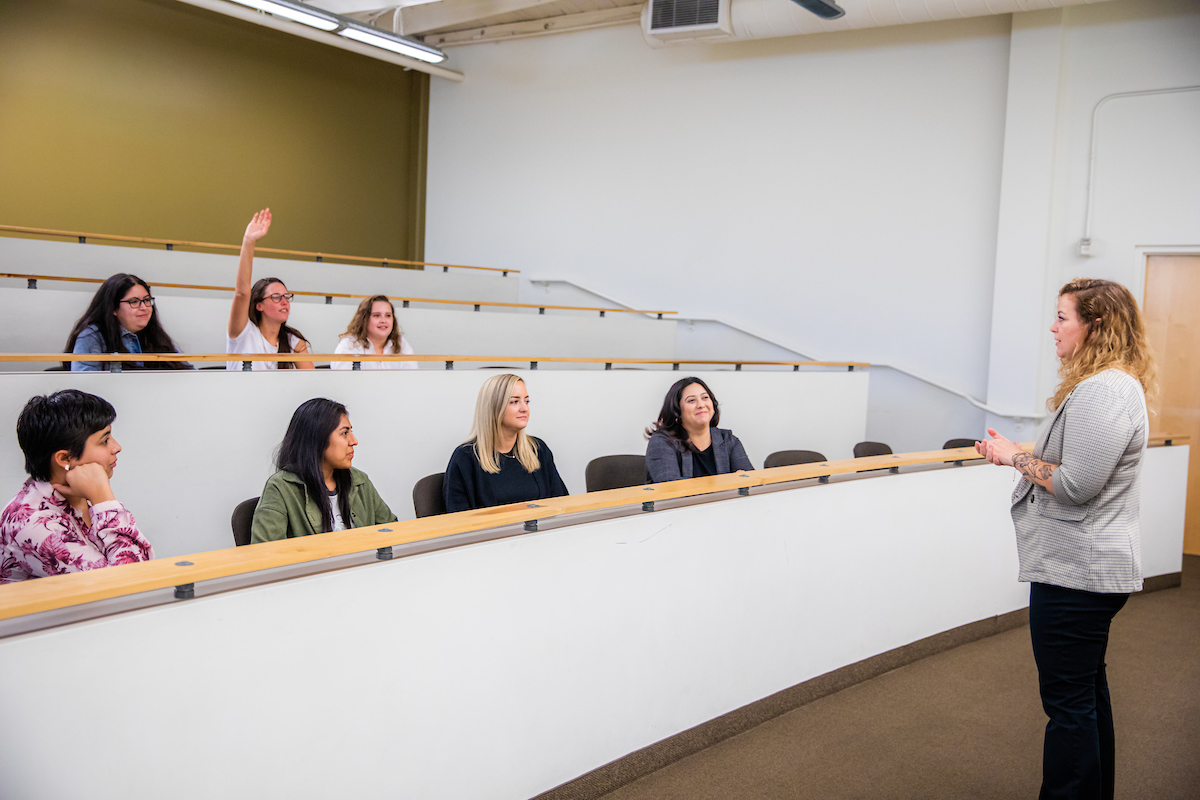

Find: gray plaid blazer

[1011,369,1148,594]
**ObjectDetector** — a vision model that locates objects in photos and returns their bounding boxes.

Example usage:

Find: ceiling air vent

[642,0,732,46]
[651,0,720,29]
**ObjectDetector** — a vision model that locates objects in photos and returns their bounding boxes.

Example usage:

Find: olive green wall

[0,0,428,260]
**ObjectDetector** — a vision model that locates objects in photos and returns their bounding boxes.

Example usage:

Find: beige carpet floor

[599,556,1200,800]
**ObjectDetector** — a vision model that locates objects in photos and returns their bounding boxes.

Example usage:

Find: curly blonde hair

[339,295,403,353]
[1049,278,1157,411]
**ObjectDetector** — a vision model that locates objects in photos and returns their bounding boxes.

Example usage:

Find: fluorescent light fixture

[227,0,340,31]
[339,25,445,64]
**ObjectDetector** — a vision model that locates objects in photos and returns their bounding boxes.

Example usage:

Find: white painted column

[985,9,1066,440]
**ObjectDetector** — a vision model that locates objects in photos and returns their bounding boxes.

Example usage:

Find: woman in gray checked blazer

[645,377,753,483]
[978,278,1156,800]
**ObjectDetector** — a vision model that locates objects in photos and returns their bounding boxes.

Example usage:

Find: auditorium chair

[943,438,978,465]
[231,497,260,546]
[413,473,447,518]
[763,450,827,469]
[853,441,893,458]
[853,441,896,473]
[585,455,647,492]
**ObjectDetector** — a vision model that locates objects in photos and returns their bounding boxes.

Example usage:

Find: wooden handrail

[0,271,675,317]
[0,223,517,275]
[0,445,1006,621]
[1149,433,1190,446]
[0,352,868,369]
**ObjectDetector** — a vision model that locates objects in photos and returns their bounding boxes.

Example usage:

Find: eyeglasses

[264,293,295,303]
[118,297,155,309]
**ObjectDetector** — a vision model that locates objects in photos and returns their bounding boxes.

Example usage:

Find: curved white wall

[0,453,1186,800]
[424,0,1200,452]
[0,287,679,369]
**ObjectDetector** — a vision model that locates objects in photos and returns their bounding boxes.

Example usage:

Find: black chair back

[853,441,893,458]
[763,450,827,469]
[413,472,447,518]
[585,455,647,492]
[943,438,976,450]
[231,497,260,547]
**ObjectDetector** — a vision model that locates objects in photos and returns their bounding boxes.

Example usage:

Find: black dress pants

[1028,582,1129,800]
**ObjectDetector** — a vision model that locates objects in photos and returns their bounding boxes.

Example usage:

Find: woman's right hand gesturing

[244,208,272,243]
[231,207,272,338]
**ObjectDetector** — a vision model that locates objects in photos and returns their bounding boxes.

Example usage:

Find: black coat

[645,428,753,483]
[443,437,569,512]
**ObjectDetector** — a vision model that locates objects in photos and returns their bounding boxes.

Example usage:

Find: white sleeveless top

[226,323,303,371]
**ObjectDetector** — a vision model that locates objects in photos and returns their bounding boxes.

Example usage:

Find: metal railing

[0,353,868,372]
[1,271,675,318]
[0,223,514,274]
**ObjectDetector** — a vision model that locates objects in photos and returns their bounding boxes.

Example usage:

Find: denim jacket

[71,324,142,371]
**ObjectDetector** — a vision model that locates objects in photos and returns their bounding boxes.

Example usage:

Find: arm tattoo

[1012,453,1055,484]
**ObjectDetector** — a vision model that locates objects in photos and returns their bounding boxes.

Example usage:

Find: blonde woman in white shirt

[331,295,417,370]
[226,208,314,371]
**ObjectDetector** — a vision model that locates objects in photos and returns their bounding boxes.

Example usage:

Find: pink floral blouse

[0,478,154,584]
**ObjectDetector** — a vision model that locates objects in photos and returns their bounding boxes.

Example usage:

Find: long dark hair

[646,377,721,452]
[63,273,187,369]
[276,398,353,533]
[250,277,308,369]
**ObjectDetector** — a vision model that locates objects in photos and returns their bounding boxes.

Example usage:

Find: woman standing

[226,208,314,370]
[443,373,568,512]
[977,278,1155,800]
[331,295,418,370]
[645,377,753,483]
[251,398,396,542]
[65,273,190,370]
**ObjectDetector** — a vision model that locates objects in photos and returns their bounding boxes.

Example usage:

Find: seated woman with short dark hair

[645,377,753,483]
[65,273,191,370]
[443,373,568,512]
[1,390,154,583]
[251,398,396,542]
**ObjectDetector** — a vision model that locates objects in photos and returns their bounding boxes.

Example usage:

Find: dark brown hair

[64,273,187,369]
[646,377,720,452]
[249,277,309,369]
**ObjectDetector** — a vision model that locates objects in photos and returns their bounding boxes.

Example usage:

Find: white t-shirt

[329,490,347,532]
[331,335,418,370]
[226,323,304,371]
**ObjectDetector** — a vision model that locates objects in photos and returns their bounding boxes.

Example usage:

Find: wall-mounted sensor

[789,0,846,19]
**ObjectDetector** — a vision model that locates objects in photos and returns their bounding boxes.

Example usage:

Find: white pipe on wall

[1081,85,1200,252]
[643,0,1119,46]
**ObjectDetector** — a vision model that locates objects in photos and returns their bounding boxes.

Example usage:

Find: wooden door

[1143,255,1200,555]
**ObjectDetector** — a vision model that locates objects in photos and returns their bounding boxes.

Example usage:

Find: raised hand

[244,208,272,243]
[53,462,116,506]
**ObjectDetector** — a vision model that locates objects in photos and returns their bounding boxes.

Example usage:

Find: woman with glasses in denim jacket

[65,273,191,371]
[226,208,314,371]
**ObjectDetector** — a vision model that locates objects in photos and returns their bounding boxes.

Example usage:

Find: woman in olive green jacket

[251,398,396,543]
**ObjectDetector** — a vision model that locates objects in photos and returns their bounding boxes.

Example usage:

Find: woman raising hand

[226,208,314,370]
